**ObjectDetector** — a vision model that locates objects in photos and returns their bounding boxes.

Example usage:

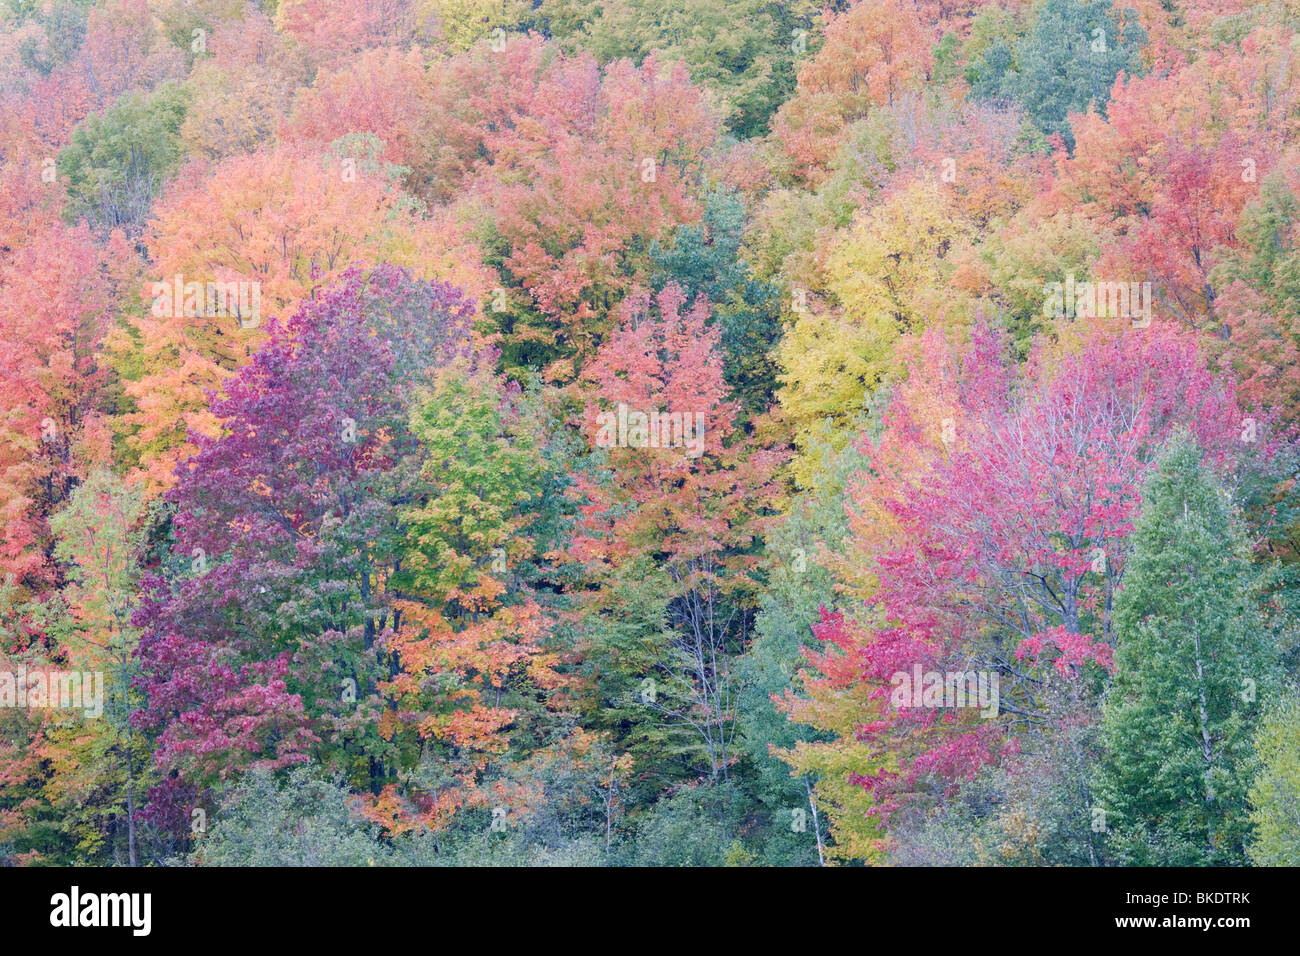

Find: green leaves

[402,360,543,602]
[1248,690,1300,865]
[1096,433,1279,865]
[57,82,190,231]
[970,0,1146,148]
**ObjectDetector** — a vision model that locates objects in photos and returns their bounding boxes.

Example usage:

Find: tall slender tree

[1096,433,1280,865]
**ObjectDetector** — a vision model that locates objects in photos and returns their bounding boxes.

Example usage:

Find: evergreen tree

[1096,434,1279,865]
[970,0,1145,148]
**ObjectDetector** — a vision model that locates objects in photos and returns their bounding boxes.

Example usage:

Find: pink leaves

[1016,625,1114,676]
[805,318,1250,814]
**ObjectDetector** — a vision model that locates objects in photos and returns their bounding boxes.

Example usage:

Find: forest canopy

[0,0,1298,869]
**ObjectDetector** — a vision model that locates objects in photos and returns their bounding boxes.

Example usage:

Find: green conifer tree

[1096,433,1279,865]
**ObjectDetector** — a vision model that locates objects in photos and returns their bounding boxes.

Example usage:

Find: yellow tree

[777,175,973,483]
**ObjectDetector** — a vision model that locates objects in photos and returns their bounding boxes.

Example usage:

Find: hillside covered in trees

[2,0,1299,868]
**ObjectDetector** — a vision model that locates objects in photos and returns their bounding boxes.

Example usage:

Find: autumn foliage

[2,0,1300,870]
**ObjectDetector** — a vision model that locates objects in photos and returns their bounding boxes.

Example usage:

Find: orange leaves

[274,0,436,69]
[773,0,939,185]
[358,779,471,836]
[0,220,127,596]
[364,596,560,833]
[418,705,514,750]
[462,41,719,370]
[377,708,401,742]
[117,143,490,494]
[1047,24,1300,330]
[385,597,553,696]
[284,46,435,182]
[180,11,309,161]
